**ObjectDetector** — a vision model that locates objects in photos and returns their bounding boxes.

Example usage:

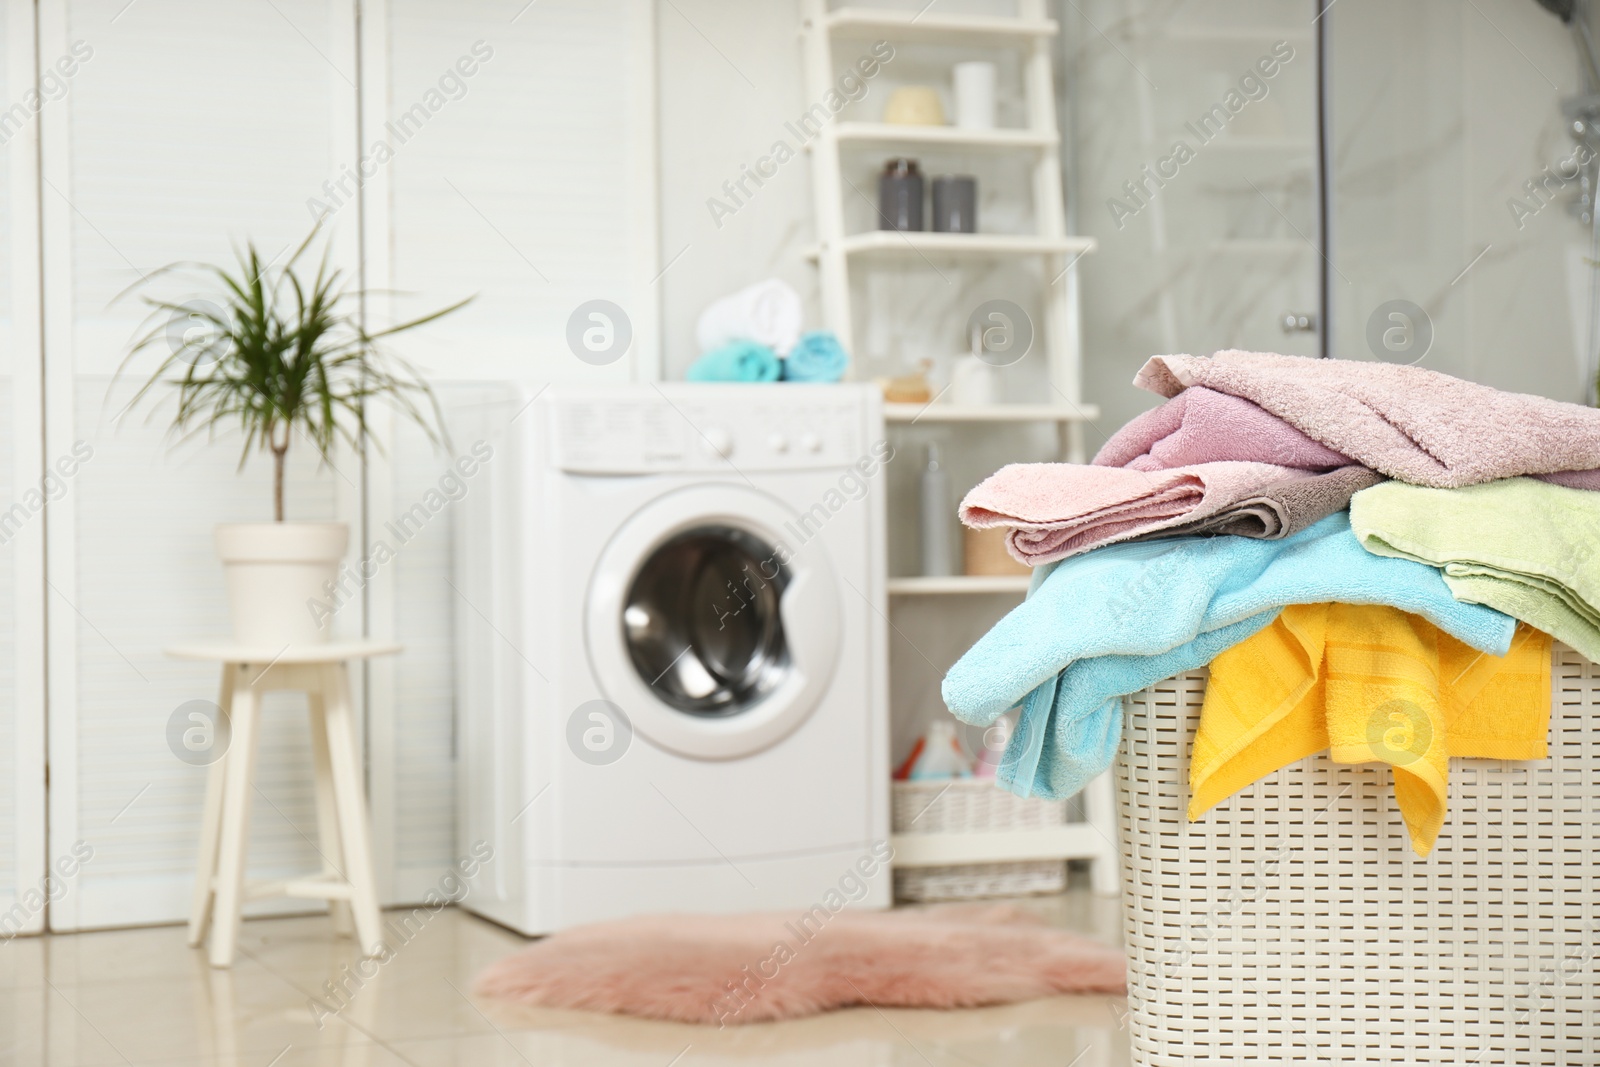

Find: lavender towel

[1094,386,1355,472]
[1136,351,1600,488]
[960,461,1313,566]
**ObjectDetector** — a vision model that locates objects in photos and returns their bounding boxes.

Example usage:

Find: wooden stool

[167,640,400,968]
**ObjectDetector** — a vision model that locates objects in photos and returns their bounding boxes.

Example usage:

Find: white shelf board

[884,401,1100,423]
[888,575,1031,596]
[825,7,1058,43]
[813,232,1096,259]
[831,122,1057,150]
[891,825,1105,867]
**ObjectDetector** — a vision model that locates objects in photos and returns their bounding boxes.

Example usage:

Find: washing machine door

[586,484,842,759]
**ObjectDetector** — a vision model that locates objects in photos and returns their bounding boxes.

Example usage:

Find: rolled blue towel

[686,340,780,382]
[781,331,849,383]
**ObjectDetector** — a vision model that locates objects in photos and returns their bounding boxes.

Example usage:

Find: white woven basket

[891,779,1067,901]
[1116,642,1600,1065]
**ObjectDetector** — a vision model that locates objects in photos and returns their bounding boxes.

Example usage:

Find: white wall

[656,0,820,377]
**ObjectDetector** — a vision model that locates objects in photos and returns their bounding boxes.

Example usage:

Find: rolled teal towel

[941,512,1517,801]
[781,331,849,383]
[686,341,780,382]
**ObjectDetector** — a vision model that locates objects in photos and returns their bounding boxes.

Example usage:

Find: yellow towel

[1190,603,1550,856]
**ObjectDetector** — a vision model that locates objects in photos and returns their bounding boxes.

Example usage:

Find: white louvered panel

[361,1,657,899]
[41,0,361,928]
[0,5,15,913]
[382,413,468,879]
[2,0,45,935]
[57,0,361,375]
[0,375,15,905]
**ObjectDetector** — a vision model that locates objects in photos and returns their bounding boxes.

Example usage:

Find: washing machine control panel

[547,387,871,474]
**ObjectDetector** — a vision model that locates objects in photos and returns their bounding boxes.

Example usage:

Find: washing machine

[452,383,891,934]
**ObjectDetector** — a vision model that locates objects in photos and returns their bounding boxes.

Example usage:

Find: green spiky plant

[118,228,469,521]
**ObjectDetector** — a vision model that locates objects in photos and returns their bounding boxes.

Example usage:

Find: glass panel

[623,526,791,716]
[1328,0,1593,401]
[1064,0,1322,432]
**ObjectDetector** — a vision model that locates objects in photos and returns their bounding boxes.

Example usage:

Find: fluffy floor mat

[474,903,1126,1026]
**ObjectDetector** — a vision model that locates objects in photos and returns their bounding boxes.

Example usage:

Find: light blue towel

[781,331,849,383]
[686,340,780,382]
[941,513,1518,801]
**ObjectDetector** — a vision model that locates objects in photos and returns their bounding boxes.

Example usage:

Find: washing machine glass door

[587,485,842,759]
[624,525,791,716]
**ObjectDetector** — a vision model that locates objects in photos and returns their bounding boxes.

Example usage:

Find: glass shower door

[1064,0,1322,433]
[1326,0,1594,403]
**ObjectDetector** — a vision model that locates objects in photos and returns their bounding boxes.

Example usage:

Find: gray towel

[1138,465,1385,541]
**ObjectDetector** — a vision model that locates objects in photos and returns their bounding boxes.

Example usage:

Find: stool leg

[321,662,385,957]
[188,664,237,947]
[208,668,262,968]
[307,687,354,937]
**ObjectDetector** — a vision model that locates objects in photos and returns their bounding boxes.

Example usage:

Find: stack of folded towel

[687,279,851,383]
[944,350,1600,855]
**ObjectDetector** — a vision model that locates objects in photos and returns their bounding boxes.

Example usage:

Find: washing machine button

[767,433,789,453]
[702,427,734,458]
[798,433,822,453]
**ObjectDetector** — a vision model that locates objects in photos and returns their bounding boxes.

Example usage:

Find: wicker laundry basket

[891,779,1068,901]
[1116,642,1600,1065]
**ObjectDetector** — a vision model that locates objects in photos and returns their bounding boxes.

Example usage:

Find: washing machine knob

[799,433,822,453]
[703,427,734,458]
[767,433,789,453]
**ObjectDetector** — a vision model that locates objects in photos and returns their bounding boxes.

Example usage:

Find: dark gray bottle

[932,175,977,233]
[878,158,925,231]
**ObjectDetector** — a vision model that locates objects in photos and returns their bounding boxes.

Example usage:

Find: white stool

[167,640,400,968]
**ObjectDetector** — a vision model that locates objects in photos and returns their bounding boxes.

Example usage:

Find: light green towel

[1349,477,1600,661]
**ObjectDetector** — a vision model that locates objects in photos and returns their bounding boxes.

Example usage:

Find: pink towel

[1094,386,1355,471]
[960,461,1311,566]
[1136,351,1600,488]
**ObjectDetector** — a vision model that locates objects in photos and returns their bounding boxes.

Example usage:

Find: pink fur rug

[474,904,1126,1026]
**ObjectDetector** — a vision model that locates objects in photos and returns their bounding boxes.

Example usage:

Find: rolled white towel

[695,278,803,357]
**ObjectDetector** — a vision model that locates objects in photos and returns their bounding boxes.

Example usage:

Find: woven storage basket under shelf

[891,778,1068,901]
[1116,641,1600,1065]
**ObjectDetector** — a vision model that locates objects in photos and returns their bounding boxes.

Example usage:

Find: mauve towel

[959,461,1312,566]
[1136,351,1600,488]
[1094,386,1355,472]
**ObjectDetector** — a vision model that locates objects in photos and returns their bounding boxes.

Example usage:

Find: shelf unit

[886,575,1032,596]
[833,121,1058,149]
[801,0,1117,894]
[807,231,1096,260]
[823,7,1060,43]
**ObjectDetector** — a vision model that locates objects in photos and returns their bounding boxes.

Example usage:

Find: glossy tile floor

[1,885,1130,1066]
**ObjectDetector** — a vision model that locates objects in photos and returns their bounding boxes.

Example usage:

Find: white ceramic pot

[214,522,348,647]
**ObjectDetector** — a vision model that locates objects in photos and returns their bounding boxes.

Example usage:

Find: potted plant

[119,229,469,646]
